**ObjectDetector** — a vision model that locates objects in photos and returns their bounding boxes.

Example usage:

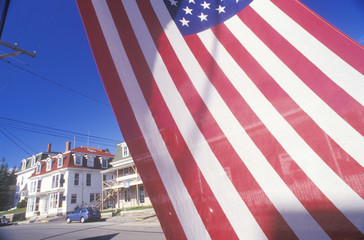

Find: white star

[200,1,210,9]
[183,6,193,15]
[169,0,178,6]
[216,5,225,13]
[179,17,190,27]
[198,12,208,21]
[189,0,195,3]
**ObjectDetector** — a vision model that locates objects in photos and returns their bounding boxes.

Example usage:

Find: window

[124,168,129,176]
[27,197,35,212]
[123,146,128,157]
[30,181,37,193]
[36,163,41,174]
[95,193,100,200]
[124,189,131,202]
[52,174,59,188]
[74,173,79,186]
[103,174,106,181]
[37,180,41,192]
[46,160,52,171]
[21,176,24,185]
[74,154,83,166]
[31,155,36,166]
[86,174,91,186]
[57,155,63,168]
[60,174,65,187]
[101,158,108,168]
[86,155,94,167]
[59,192,64,208]
[50,192,58,209]
[90,193,95,202]
[22,160,26,170]
[71,194,77,204]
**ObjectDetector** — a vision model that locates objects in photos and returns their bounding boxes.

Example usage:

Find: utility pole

[0,0,37,60]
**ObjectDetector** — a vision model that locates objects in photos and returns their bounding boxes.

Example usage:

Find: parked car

[0,216,9,226]
[66,208,101,223]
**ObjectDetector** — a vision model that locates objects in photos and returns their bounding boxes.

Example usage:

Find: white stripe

[250,0,364,106]
[91,1,210,239]
[248,0,364,168]
[152,1,329,239]
[209,16,364,233]
[127,1,266,239]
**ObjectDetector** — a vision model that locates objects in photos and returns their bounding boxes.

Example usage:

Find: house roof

[29,146,114,178]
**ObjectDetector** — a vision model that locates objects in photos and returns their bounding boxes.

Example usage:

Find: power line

[0,59,111,107]
[36,0,65,52]
[0,116,120,143]
[0,128,32,156]
[0,127,37,153]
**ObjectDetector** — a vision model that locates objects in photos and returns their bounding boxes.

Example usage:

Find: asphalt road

[0,218,165,240]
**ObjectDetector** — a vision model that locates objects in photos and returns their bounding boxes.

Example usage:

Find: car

[0,216,9,226]
[66,207,101,223]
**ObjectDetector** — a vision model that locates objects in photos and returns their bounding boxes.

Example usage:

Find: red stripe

[271,0,364,74]
[107,0,240,238]
[76,1,186,239]
[205,19,362,237]
[133,1,300,238]
[242,6,364,137]
[236,8,364,197]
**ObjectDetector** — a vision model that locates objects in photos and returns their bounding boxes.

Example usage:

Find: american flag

[77,0,364,239]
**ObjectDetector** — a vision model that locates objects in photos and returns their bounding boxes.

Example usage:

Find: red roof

[30,146,114,178]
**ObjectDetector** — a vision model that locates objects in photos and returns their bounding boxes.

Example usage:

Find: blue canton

[163,0,253,36]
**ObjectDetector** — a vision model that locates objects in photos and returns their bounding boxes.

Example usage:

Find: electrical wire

[0,116,120,143]
[0,128,33,156]
[36,0,65,52]
[16,0,38,44]
[0,127,37,153]
[0,59,111,107]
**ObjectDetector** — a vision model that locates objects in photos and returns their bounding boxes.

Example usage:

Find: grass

[0,207,26,215]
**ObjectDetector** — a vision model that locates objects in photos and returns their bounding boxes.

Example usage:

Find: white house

[100,142,151,209]
[25,142,114,218]
[14,144,60,207]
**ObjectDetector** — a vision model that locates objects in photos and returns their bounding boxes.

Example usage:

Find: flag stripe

[108,1,239,238]
[149,1,333,239]
[241,6,364,137]
[76,1,188,239]
[139,1,300,238]
[250,0,364,107]
[271,0,364,75]
[238,6,364,197]
[226,13,364,169]
[190,20,363,237]
[196,17,364,234]
[91,1,210,239]
[77,0,364,238]
[125,1,267,238]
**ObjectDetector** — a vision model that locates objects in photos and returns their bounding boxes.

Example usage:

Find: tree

[0,157,9,210]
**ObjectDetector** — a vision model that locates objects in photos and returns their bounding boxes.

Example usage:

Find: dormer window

[100,157,108,168]
[46,159,52,171]
[36,163,41,174]
[31,155,36,166]
[21,160,26,170]
[73,153,83,166]
[86,155,95,167]
[57,155,64,168]
[123,146,128,157]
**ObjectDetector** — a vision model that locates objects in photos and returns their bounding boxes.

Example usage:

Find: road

[0,218,165,240]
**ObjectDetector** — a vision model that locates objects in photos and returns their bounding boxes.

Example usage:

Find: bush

[16,198,27,208]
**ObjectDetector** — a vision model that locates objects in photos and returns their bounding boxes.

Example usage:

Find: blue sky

[0,0,363,169]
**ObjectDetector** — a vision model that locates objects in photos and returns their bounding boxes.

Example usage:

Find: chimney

[65,141,71,152]
[47,143,52,152]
